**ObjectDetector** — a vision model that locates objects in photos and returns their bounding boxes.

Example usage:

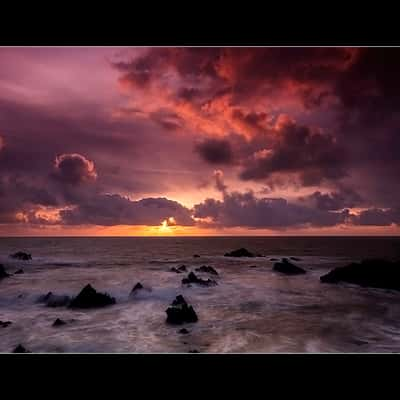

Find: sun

[159,216,177,233]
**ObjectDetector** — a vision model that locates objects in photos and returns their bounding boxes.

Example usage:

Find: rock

[52,318,66,327]
[14,269,24,274]
[166,295,198,324]
[131,282,143,293]
[0,264,10,280]
[10,252,32,261]
[69,284,116,309]
[273,258,306,275]
[38,292,71,307]
[13,344,30,353]
[0,321,12,328]
[193,254,200,258]
[320,259,400,291]
[195,265,219,275]
[177,265,187,272]
[290,257,302,261]
[178,328,190,334]
[182,271,217,286]
[270,258,279,261]
[170,267,182,273]
[188,349,200,353]
[224,248,255,257]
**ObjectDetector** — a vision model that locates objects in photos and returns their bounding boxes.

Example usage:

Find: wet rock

[38,292,71,307]
[10,252,32,261]
[14,269,24,275]
[224,248,255,257]
[195,265,218,275]
[178,328,190,334]
[0,264,10,280]
[13,344,30,353]
[0,321,12,328]
[170,267,182,273]
[131,282,143,293]
[69,284,116,309]
[270,258,279,261]
[320,259,400,291]
[52,318,66,327]
[177,265,187,272]
[290,257,302,261]
[193,254,200,258]
[182,271,217,286]
[273,258,306,275]
[188,349,200,353]
[166,295,198,324]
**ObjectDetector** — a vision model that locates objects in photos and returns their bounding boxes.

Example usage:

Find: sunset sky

[0,47,399,236]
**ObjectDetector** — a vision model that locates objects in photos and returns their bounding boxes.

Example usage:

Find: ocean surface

[1,236,400,353]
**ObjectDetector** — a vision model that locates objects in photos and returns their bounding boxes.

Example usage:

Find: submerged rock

[166,295,198,324]
[14,269,24,275]
[13,344,30,353]
[38,292,71,307]
[69,284,116,309]
[178,328,190,334]
[52,318,66,327]
[320,259,400,291]
[224,248,255,257]
[273,258,306,275]
[131,282,143,293]
[177,265,187,272]
[10,252,32,261]
[182,271,217,286]
[193,254,200,258]
[170,267,182,273]
[0,264,10,280]
[290,257,302,261]
[270,258,279,261]
[195,265,219,275]
[0,321,12,328]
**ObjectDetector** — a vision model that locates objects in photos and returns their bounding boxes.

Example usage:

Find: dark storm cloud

[239,119,346,186]
[51,153,97,185]
[193,190,349,229]
[351,208,400,226]
[194,138,233,165]
[60,194,194,226]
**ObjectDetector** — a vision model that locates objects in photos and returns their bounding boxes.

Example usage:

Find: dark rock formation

[166,295,198,324]
[290,257,302,261]
[320,259,400,291]
[178,328,190,334]
[69,284,116,309]
[193,254,200,258]
[177,265,187,272]
[224,248,255,257]
[195,265,219,275]
[13,344,30,353]
[131,282,143,293]
[14,269,24,275]
[38,292,71,307]
[52,318,66,327]
[270,258,279,261]
[0,264,10,280]
[273,258,306,275]
[10,252,32,261]
[0,321,12,328]
[188,349,200,353]
[170,267,182,273]
[182,271,217,286]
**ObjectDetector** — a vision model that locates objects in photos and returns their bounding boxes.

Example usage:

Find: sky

[0,47,400,236]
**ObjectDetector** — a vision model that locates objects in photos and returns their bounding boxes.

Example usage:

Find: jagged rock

[10,252,32,261]
[166,295,198,324]
[38,292,71,307]
[273,258,306,275]
[320,259,400,291]
[182,271,217,286]
[13,344,30,353]
[0,321,12,328]
[195,265,218,275]
[193,254,200,258]
[69,284,116,309]
[14,269,24,275]
[0,264,10,280]
[52,318,66,327]
[224,248,255,257]
[131,282,143,293]
[178,328,190,334]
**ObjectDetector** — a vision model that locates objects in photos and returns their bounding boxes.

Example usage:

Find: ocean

[1,236,400,353]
